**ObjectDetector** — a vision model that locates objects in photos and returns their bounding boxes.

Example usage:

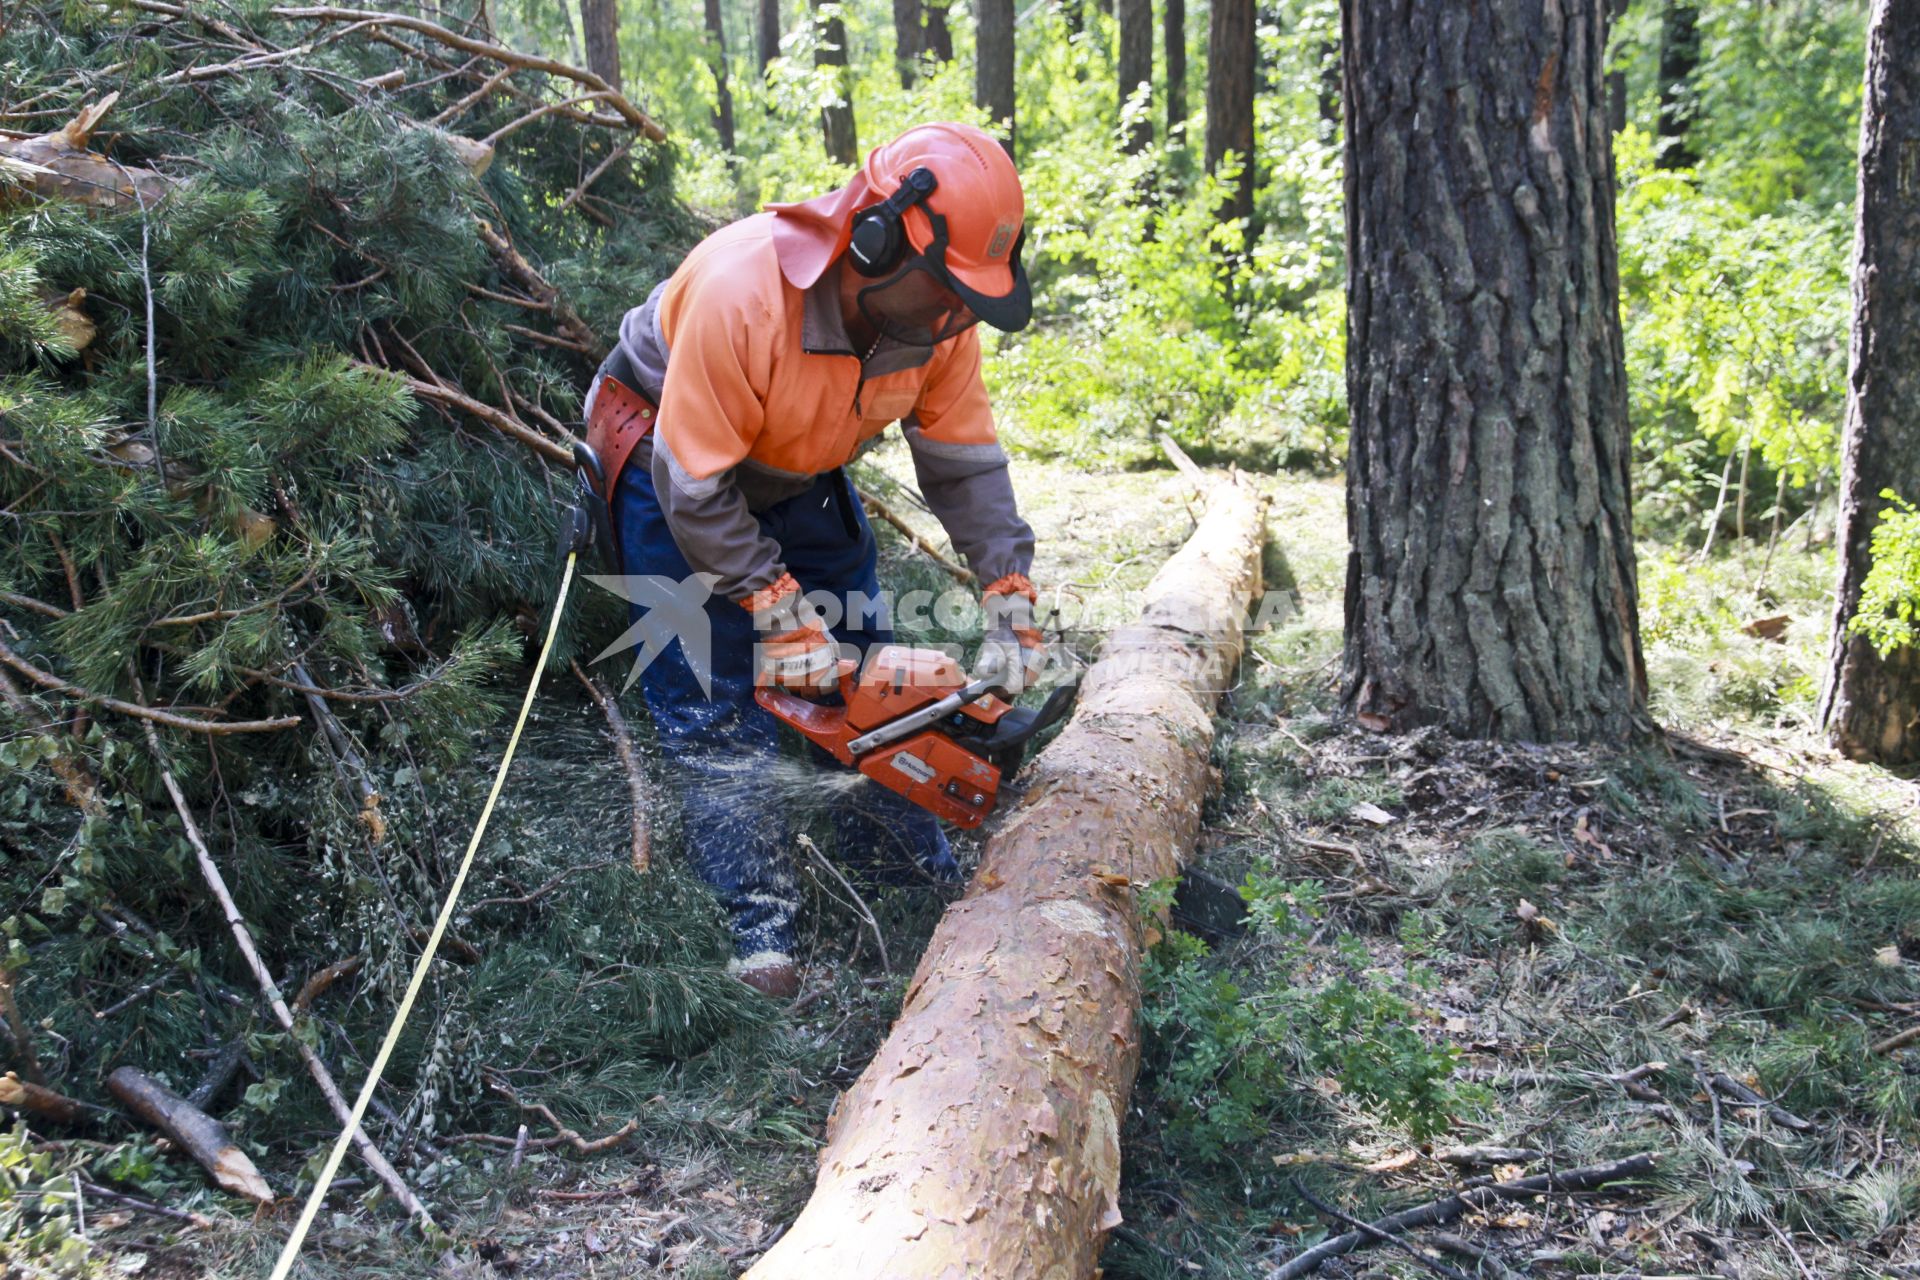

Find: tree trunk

[1117,0,1152,152]
[1821,0,1920,767]
[744,479,1268,1280]
[812,0,858,164]
[924,0,953,63]
[1204,0,1254,234]
[894,0,922,87]
[758,0,781,73]
[705,0,736,152]
[975,0,1016,155]
[1165,0,1187,137]
[1340,0,1646,743]
[579,0,621,94]
[1656,0,1698,168]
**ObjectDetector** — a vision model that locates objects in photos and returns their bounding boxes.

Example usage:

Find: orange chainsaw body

[755,646,1014,828]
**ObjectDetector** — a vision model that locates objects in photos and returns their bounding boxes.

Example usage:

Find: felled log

[745,476,1268,1279]
[0,96,180,210]
[107,1066,275,1203]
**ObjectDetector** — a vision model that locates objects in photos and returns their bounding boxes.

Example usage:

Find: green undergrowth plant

[1851,491,1920,658]
[0,1124,109,1280]
[1138,871,1468,1166]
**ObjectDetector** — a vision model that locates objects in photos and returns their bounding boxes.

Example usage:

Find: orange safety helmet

[846,122,1031,334]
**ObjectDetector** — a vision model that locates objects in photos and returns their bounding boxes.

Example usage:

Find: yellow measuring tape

[268,550,578,1279]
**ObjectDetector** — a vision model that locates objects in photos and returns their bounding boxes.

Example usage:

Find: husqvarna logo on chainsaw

[986,222,1016,258]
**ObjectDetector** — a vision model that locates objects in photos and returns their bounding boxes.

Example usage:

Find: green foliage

[1615,125,1850,539]
[1139,872,1464,1162]
[1850,492,1920,657]
[0,1124,107,1280]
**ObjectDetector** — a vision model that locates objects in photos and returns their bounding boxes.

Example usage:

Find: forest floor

[52,448,1920,1280]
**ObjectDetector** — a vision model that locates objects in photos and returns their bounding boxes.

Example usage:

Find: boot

[731,952,801,1000]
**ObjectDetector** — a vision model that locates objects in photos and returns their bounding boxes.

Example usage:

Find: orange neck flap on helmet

[766,172,880,292]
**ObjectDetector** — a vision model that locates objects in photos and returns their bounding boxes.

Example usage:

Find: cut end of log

[439,131,496,178]
[58,93,120,151]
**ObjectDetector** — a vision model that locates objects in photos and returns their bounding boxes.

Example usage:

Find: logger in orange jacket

[585,122,1047,999]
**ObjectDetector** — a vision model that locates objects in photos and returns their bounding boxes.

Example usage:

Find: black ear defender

[847,167,938,277]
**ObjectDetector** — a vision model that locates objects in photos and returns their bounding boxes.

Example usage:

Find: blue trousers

[614,459,957,961]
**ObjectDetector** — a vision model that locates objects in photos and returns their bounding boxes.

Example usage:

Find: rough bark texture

[704,0,736,152]
[1340,0,1645,743]
[757,0,781,73]
[1655,0,1698,168]
[975,0,1016,156]
[1117,0,1152,152]
[894,0,922,87]
[1165,0,1186,136]
[813,0,858,164]
[1821,0,1920,766]
[578,0,621,93]
[1204,0,1254,231]
[744,479,1268,1280]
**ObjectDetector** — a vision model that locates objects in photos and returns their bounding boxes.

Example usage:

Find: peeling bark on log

[745,477,1268,1280]
[108,1066,275,1203]
[0,96,180,210]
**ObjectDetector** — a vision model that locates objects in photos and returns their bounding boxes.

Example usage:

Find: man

[584,122,1046,999]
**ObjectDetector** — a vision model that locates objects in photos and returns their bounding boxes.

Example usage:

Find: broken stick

[569,658,651,872]
[107,1066,274,1203]
[137,711,432,1227]
[1270,1152,1660,1279]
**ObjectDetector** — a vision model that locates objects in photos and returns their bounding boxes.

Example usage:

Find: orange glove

[741,573,838,692]
[974,572,1047,696]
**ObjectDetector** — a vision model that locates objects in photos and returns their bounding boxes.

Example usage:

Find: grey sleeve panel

[902,419,1036,585]
[648,434,786,601]
[615,283,672,401]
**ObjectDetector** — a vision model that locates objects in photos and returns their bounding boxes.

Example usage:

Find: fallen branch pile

[0,0,719,1231]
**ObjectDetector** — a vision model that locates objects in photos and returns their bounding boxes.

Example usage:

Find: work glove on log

[743,573,837,692]
[973,573,1047,697]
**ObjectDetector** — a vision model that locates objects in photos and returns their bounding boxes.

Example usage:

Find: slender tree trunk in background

[758,0,781,73]
[1656,0,1699,168]
[924,0,953,62]
[1165,0,1187,137]
[813,0,858,164]
[579,0,621,92]
[975,0,1016,156]
[1318,38,1340,134]
[1340,0,1647,743]
[1204,0,1255,236]
[556,0,583,74]
[1822,0,1920,767]
[705,0,736,152]
[1117,0,1152,151]
[894,0,922,87]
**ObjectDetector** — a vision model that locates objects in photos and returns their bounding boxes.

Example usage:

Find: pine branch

[0,638,299,734]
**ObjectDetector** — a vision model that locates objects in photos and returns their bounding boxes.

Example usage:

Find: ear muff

[847,167,938,278]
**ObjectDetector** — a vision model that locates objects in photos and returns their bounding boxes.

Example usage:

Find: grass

[1109,476,1920,1278]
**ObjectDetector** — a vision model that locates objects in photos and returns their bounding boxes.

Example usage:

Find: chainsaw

[755,645,1075,829]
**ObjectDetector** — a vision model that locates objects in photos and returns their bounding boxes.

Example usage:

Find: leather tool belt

[584,375,657,502]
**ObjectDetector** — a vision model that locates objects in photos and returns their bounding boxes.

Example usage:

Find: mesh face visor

[856,211,1032,347]
[856,258,980,347]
